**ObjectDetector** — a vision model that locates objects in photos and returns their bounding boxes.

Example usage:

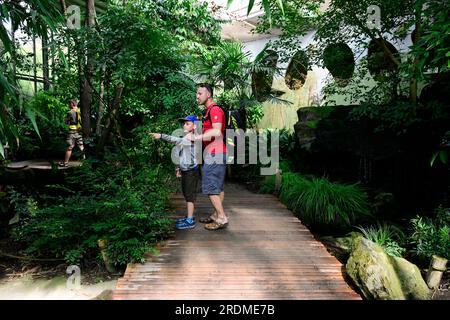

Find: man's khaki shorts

[66,131,83,150]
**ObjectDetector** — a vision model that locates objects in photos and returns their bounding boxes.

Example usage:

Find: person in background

[59,99,84,167]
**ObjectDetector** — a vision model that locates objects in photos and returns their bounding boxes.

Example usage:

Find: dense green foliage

[16,92,68,158]
[2,0,222,158]
[0,0,223,269]
[13,163,172,266]
[410,206,450,261]
[10,117,179,266]
[0,0,63,157]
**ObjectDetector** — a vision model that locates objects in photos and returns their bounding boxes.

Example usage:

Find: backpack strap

[75,109,82,131]
[202,104,223,123]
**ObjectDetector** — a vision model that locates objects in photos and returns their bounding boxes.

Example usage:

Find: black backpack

[203,104,246,147]
[202,104,246,132]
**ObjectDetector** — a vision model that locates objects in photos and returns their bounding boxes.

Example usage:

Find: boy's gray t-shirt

[160,134,198,171]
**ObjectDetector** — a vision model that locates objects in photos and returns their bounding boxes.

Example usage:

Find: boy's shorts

[181,168,200,203]
[202,153,227,195]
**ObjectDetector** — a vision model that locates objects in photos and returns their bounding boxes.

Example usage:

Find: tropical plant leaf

[0,23,12,54]
[430,151,439,167]
[25,107,41,140]
[0,73,18,98]
[247,0,256,16]
[262,0,271,25]
[58,50,69,70]
[0,140,4,158]
[276,0,285,15]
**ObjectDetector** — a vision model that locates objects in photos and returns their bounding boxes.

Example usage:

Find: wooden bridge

[113,183,361,300]
[5,159,82,171]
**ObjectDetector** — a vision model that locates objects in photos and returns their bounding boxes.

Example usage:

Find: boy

[151,115,200,230]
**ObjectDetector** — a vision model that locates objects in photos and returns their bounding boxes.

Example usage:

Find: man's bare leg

[210,191,224,221]
[209,193,227,224]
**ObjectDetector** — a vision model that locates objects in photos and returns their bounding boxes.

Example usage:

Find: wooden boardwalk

[113,184,361,300]
[6,159,82,171]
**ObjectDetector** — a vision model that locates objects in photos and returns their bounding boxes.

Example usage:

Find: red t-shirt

[202,102,227,155]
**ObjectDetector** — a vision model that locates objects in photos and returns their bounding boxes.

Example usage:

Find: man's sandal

[204,221,228,230]
[199,217,215,224]
[58,161,69,167]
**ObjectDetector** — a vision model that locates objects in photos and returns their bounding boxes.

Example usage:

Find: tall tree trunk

[80,0,96,138]
[96,64,106,136]
[33,34,37,94]
[76,35,84,105]
[410,2,423,110]
[96,84,124,154]
[11,19,16,82]
[60,0,67,13]
[42,30,50,91]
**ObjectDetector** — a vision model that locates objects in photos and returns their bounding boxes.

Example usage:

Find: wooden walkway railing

[113,183,361,300]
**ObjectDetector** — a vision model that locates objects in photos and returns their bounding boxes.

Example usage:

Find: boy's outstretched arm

[150,133,161,139]
[150,133,183,144]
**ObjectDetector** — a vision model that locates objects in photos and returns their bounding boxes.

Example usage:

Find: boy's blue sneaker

[176,216,188,224]
[176,218,196,230]
[176,216,195,224]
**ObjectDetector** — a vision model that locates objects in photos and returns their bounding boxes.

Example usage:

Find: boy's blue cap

[178,115,198,123]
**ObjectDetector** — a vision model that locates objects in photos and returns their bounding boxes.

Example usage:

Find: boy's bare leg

[209,193,227,224]
[210,191,224,221]
[187,202,194,219]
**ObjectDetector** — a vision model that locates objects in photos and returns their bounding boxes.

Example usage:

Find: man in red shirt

[194,84,228,230]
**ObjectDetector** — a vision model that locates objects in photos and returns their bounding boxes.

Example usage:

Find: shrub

[279,172,371,229]
[13,150,173,267]
[410,206,450,261]
[356,223,406,257]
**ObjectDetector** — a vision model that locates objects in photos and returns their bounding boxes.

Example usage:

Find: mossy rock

[346,237,430,300]
[334,232,363,254]
[391,257,430,300]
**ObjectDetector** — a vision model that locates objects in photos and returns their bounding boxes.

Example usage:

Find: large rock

[391,257,431,300]
[346,236,430,300]
[333,232,363,254]
[320,232,363,263]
